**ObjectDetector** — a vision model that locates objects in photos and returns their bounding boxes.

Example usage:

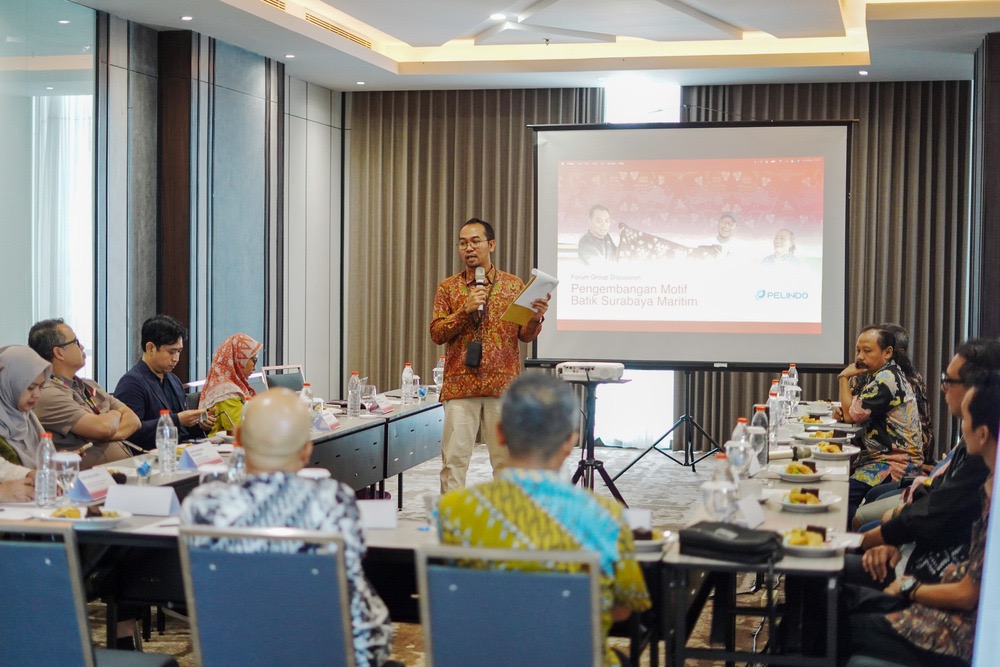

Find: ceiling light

[490,13,506,21]
[58,20,70,25]
[46,86,54,90]
[859,70,869,76]
[285,54,295,59]
[181,16,193,21]
[356,81,366,86]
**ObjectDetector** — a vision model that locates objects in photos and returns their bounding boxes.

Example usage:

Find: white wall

[283,79,344,400]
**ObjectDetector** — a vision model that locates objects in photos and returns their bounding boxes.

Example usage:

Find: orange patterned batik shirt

[430,267,542,401]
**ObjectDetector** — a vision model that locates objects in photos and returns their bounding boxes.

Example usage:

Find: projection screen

[532,121,851,369]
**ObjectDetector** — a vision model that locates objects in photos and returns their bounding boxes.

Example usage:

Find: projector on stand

[555,361,625,382]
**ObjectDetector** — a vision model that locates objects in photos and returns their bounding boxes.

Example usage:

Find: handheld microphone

[475,267,486,312]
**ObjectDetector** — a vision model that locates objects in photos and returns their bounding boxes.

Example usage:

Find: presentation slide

[534,123,850,367]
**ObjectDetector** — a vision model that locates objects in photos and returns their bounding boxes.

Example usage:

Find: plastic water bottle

[750,405,769,466]
[34,432,57,508]
[347,371,362,418]
[300,382,314,406]
[787,363,799,385]
[156,410,178,475]
[730,416,749,443]
[766,390,782,445]
[401,362,415,405]
[228,444,247,484]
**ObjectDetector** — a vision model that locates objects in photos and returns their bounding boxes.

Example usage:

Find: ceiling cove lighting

[490,13,506,21]
[181,16,193,22]
[285,54,295,58]
[859,70,869,76]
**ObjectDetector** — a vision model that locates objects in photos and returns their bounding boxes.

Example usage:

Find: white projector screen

[532,122,851,369]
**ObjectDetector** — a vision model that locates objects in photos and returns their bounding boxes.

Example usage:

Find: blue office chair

[416,544,603,667]
[261,364,305,392]
[178,525,355,667]
[0,520,178,667]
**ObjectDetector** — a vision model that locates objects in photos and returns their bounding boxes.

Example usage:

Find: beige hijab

[0,345,51,468]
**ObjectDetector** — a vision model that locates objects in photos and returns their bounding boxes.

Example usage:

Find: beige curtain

[348,88,604,392]
[680,82,971,459]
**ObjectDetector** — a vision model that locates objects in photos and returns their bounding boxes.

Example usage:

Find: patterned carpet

[90,443,778,665]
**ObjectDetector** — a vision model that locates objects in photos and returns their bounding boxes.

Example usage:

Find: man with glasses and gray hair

[430,217,550,493]
[28,318,138,468]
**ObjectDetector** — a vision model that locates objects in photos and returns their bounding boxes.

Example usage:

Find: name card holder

[69,468,115,502]
[178,443,225,470]
[372,394,394,415]
[358,499,397,529]
[104,484,181,516]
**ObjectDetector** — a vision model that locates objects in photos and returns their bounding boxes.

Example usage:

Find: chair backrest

[416,544,602,667]
[0,521,95,667]
[261,364,305,393]
[183,378,206,410]
[247,371,266,395]
[178,525,355,667]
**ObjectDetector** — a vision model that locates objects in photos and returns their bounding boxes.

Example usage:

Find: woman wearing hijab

[0,345,50,501]
[199,334,263,436]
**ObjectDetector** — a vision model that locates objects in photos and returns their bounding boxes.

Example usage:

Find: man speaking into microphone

[430,217,550,492]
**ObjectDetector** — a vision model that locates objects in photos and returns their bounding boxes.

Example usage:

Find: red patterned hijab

[199,334,262,411]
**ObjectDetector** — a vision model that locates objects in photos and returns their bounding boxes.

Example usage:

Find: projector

[555,361,625,382]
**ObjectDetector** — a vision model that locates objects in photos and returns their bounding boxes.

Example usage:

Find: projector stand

[611,369,720,478]
[567,377,630,507]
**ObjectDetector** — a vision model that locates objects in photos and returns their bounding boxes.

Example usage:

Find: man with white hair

[180,388,393,666]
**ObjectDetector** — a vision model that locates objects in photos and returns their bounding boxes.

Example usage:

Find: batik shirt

[437,468,652,667]
[430,267,542,401]
[849,361,923,486]
[180,472,392,666]
[886,488,989,662]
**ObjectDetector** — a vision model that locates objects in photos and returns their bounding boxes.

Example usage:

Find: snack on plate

[801,416,823,424]
[785,461,817,475]
[809,430,835,439]
[50,507,82,518]
[788,488,822,505]
[817,442,843,453]
[785,527,826,547]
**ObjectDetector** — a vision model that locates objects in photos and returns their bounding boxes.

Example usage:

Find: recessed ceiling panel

[523,0,737,41]
[688,0,845,37]
[317,0,502,46]
[476,22,611,46]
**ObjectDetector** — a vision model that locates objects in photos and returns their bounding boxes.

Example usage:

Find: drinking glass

[701,481,737,522]
[360,385,377,412]
[432,366,444,394]
[413,375,427,402]
[53,452,81,508]
[198,464,229,485]
[725,441,753,481]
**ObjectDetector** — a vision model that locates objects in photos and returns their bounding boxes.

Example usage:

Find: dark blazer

[114,360,205,449]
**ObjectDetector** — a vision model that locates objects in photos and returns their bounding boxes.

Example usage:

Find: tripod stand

[568,378,629,506]
[612,369,720,480]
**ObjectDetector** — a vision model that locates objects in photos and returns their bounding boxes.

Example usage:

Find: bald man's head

[238,388,312,471]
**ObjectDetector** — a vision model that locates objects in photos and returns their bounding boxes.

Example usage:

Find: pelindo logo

[756,290,809,300]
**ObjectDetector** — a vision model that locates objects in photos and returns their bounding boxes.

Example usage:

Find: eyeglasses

[56,338,83,350]
[940,372,963,387]
[457,238,486,250]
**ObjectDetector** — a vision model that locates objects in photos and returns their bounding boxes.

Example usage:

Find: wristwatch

[900,577,921,600]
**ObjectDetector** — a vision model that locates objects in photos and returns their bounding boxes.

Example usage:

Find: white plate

[634,539,666,553]
[794,432,854,444]
[769,464,824,483]
[35,508,132,528]
[215,444,235,455]
[777,490,841,513]
[796,416,837,426]
[782,533,839,557]
[810,444,861,460]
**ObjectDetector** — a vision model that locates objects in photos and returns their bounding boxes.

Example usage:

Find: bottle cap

[41,431,52,438]
[781,370,789,375]
[715,453,728,460]
[159,409,169,415]
[790,363,797,367]
[755,405,766,411]
[303,382,311,386]
[737,417,748,423]
[405,362,412,366]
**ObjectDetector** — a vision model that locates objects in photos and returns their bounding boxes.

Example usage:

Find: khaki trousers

[440,397,507,493]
